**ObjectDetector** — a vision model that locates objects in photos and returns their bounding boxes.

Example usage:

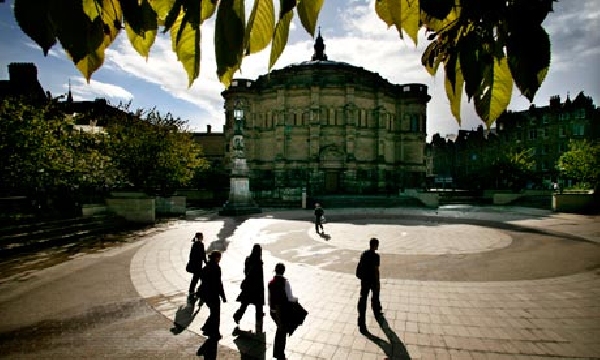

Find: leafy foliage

[106,108,209,195]
[10,0,554,126]
[492,147,536,191]
[558,140,600,189]
[0,99,122,194]
[0,99,209,197]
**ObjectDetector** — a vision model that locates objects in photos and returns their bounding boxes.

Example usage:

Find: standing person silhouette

[233,244,265,332]
[198,251,226,339]
[187,232,207,299]
[268,263,297,360]
[357,237,383,334]
[314,203,324,234]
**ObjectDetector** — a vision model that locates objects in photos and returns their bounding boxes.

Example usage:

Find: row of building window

[525,109,586,125]
[243,110,424,132]
[512,124,586,140]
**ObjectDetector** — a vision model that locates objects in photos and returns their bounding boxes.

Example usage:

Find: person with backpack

[356,237,383,333]
[233,244,265,332]
[198,251,227,340]
[268,263,297,360]
[187,232,207,299]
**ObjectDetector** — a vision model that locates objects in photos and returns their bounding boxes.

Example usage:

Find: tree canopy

[558,139,600,190]
[106,108,209,195]
[0,99,123,193]
[10,0,555,127]
[0,98,209,197]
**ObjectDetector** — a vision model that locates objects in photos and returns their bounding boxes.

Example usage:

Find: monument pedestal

[218,175,261,216]
[220,105,261,216]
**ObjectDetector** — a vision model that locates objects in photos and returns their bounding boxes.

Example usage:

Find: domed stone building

[221,33,430,197]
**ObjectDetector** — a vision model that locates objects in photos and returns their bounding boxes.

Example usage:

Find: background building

[429,91,599,190]
[0,62,46,103]
[221,33,430,196]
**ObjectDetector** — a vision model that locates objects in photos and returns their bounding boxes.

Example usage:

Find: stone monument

[219,103,261,216]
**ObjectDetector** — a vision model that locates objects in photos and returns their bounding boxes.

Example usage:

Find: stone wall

[106,192,155,223]
[155,195,186,215]
[552,193,597,213]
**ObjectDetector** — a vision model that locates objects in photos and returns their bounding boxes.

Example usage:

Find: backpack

[356,252,365,279]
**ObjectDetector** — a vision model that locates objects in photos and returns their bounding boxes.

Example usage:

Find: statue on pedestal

[219,101,261,216]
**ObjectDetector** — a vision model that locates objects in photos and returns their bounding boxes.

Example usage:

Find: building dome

[222,33,430,196]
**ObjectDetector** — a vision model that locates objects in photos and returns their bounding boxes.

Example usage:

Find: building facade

[429,91,599,190]
[221,34,430,196]
[495,92,599,188]
[0,62,46,103]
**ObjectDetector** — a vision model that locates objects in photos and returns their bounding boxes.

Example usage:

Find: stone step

[0,214,132,258]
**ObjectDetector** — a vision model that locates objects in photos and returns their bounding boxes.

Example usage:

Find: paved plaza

[131,206,600,359]
[0,206,599,359]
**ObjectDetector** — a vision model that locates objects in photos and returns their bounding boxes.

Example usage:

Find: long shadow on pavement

[233,327,267,360]
[169,297,200,335]
[196,337,219,359]
[206,215,248,253]
[363,314,411,360]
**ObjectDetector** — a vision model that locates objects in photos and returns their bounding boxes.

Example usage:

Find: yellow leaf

[422,41,442,76]
[269,10,293,71]
[297,0,324,36]
[375,0,394,27]
[171,10,201,87]
[537,66,548,86]
[124,0,158,58]
[388,0,420,45]
[148,0,176,20]
[76,47,105,82]
[76,0,122,81]
[100,0,122,43]
[444,56,464,125]
[82,0,101,20]
[474,56,513,127]
[245,0,275,55]
[201,0,217,23]
[125,23,157,58]
[215,0,245,87]
[421,0,460,33]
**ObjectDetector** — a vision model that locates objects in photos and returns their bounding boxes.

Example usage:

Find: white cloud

[104,23,226,129]
[94,0,599,138]
[68,77,134,102]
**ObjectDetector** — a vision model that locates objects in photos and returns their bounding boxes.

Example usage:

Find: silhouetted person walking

[356,237,383,333]
[233,244,265,332]
[314,203,324,233]
[198,251,226,339]
[187,232,207,299]
[268,263,297,360]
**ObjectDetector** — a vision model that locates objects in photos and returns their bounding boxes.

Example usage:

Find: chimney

[550,95,560,108]
[207,124,212,134]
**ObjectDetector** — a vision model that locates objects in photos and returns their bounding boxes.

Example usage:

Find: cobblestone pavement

[0,206,599,359]
[130,207,600,359]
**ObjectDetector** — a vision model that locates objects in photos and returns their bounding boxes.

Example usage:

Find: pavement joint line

[130,207,600,359]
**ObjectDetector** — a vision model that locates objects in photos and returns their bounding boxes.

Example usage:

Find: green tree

[0,99,122,192]
[106,109,209,196]
[558,140,600,190]
[10,0,554,127]
[492,147,536,191]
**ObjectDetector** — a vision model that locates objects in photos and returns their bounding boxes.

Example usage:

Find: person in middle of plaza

[268,262,297,360]
[233,243,265,330]
[356,237,383,333]
[314,203,324,233]
[187,232,207,299]
[198,250,227,339]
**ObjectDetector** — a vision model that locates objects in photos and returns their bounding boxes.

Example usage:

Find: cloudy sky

[1,0,598,140]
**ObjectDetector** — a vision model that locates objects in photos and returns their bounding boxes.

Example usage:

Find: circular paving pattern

[308,222,513,255]
[130,210,600,359]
